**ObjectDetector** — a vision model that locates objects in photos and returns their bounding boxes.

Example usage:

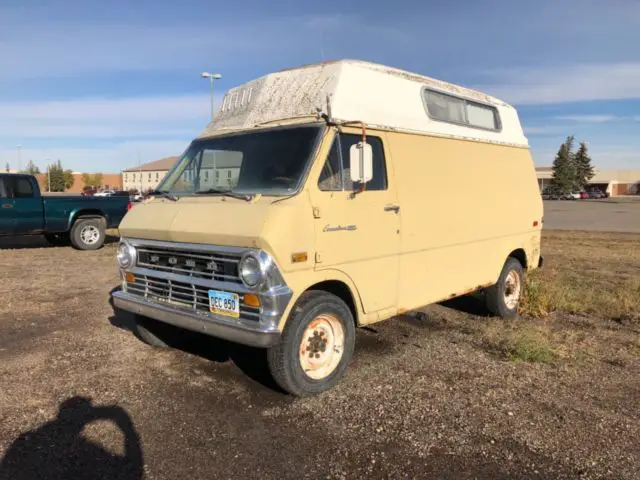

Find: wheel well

[306,280,358,325]
[71,210,106,226]
[508,248,528,268]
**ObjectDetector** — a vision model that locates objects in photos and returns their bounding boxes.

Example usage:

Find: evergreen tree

[551,135,576,193]
[22,160,40,175]
[574,142,595,189]
[48,160,66,192]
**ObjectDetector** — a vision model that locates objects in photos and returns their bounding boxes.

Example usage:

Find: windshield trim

[157,122,327,198]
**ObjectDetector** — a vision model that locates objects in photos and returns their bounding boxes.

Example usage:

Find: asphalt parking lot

[0,232,638,480]
[543,198,640,233]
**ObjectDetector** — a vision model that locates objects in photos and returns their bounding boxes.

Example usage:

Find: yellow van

[112,60,543,396]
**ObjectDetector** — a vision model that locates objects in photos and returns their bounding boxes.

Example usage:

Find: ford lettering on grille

[136,247,242,283]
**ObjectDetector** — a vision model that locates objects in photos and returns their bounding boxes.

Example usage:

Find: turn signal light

[291,252,308,263]
[243,293,261,308]
[125,272,136,283]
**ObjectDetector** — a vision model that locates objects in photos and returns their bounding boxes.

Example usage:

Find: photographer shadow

[0,396,144,480]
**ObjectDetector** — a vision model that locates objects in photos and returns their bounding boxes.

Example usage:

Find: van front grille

[126,274,260,322]
[136,247,242,284]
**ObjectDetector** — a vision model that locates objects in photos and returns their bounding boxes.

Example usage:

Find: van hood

[118,196,271,248]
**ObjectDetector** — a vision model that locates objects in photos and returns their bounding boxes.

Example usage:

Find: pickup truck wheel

[267,291,355,396]
[485,257,525,319]
[70,218,105,250]
[44,232,70,247]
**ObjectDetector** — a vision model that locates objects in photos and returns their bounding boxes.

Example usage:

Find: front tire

[267,291,356,396]
[70,217,105,250]
[132,315,174,348]
[485,257,525,319]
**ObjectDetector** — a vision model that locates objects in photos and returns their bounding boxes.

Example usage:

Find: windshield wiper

[195,188,253,201]
[148,190,178,201]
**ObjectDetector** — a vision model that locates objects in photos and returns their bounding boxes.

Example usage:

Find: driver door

[310,130,400,316]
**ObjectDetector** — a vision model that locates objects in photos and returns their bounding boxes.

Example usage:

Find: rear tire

[70,217,105,250]
[485,257,525,319]
[267,291,356,396]
[44,232,71,247]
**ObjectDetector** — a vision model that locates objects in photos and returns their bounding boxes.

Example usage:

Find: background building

[122,153,242,192]
[122,156,179,192]
[537,167,640,196]
[33,172,121,193]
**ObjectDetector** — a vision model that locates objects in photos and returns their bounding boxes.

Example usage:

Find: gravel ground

[0,235,638,479]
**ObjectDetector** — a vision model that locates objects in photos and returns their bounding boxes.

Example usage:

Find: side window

[425,90,465,124]
[423,89,500,131]
[339,134,387,191]
[0,179,7,198]
[318,138,342,191]
[11,177,35,198]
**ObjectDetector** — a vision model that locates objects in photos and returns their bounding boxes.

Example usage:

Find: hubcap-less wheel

[80,225,100,245]
[503,269,521,310]
[299,313,345,380]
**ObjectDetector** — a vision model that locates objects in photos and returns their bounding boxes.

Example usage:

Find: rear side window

[423,89,501,131]
[7,177,35,198]
[317,133,388,192]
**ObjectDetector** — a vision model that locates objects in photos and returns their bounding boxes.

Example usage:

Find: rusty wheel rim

[299,313,345,380]
[504,270,522,310]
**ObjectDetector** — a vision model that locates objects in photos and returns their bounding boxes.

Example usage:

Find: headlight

[117,242,136,269]
[239,253,263,287]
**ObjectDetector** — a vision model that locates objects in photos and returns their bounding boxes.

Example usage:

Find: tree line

[550,136,595,193]
[6,160,105,192]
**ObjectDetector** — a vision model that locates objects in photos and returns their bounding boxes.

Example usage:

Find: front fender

[277,268,368,331]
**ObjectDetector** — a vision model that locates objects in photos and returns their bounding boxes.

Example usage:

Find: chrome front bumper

[112,290,282,348]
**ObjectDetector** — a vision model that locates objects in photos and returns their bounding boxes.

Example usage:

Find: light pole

[16,145,22,172]
[45,157,51,192]
[200,71,222,122]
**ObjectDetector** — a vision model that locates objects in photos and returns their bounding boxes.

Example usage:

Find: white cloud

[478,63,640,105]
[0,140,190,173]
[0,94,221,139]
[0,94,224,171]
[554,115,618,123]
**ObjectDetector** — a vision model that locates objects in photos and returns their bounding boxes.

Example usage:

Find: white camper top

[198,59,528,148]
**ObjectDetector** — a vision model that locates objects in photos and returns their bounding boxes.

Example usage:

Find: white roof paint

[198,59,528,148]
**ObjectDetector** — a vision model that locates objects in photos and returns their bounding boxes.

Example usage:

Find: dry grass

[474,231,640,365]
[520,231,640,322]
[481,323,558,363]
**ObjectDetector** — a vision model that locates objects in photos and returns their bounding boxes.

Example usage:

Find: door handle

[384,204,400,213]
[2,204,13,209]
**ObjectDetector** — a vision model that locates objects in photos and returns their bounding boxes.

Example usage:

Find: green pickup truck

[0,174,131,250]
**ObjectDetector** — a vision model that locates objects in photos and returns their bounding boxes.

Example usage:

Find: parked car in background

[580,191,589,199]
[541,186,561,200]
[588,190,604,199]
[94,189,116,197]
[0,174,131,250]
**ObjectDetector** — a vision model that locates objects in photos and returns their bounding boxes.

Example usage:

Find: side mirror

[349,141,373,184]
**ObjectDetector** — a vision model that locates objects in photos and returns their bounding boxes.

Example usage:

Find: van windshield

[157,125,322,196]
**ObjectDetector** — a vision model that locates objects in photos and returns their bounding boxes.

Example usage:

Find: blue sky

[1,0,639,172]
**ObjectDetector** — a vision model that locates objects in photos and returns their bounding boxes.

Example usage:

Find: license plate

[208,290,240,318]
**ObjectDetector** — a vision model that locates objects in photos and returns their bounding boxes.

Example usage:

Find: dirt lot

[0,232,638,479]
[543,198,640,233]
